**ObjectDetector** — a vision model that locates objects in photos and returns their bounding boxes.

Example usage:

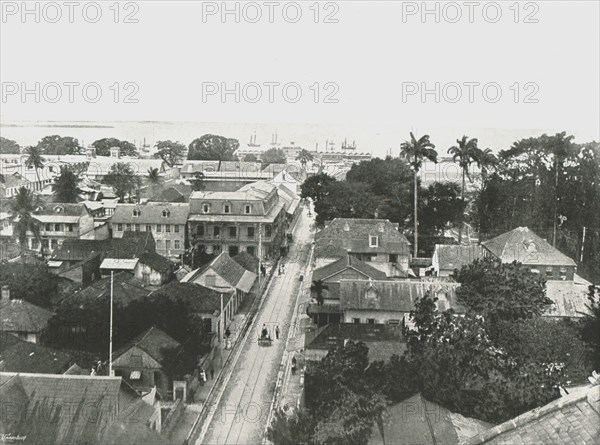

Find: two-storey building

[187,181,286,260]
[111,203,189,258]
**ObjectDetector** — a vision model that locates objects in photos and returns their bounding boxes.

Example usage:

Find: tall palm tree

[298,149,314,170]
[10,187,43,260]
[400,132,437,257]
[473,147,497,184]
[52,167,80,203]
[24,146,45,192]
[448,136,479,244]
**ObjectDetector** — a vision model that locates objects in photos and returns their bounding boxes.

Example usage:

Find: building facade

[187,181,287,260]
[111,203,189,258]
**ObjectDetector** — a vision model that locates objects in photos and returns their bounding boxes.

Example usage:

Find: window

[265,224,272,238]
[55,224,61,231]
[68,224,74,232]
[247,226,255,239]
[197,225,205,237]
[214,226,220,237]
[117,223,123,231]
[126,223,132,231]
[245,205,252,214]
[388,319,400,325]
[166,224,171,233]
[367,318,376,324]
[203,204,210,214]
[228,245,239,256]
[46,224,51,231]
[353,318,360,324]
[224,204,231,214]
[162,209,170,218]
[135,224,140,232]
[146,224,152,232]
[174,240,180,250]
[156,240,162,249]
[31,238,39,250]
[229,227,237,238]
[165,240,171,250]
[206,274,216,286]
[174,224,180,233]
[132,209,141,217]
[560,267,568,280]
[389,254,398,263]
[546,266,553,278]
[247,246,256,256]
[156,224,162,233]
[369,236,379,247]
[51,239,58,249]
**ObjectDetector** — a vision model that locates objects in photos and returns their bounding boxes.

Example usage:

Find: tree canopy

[52,167,80,203]
[187,134,239,161]
[102,162,137,202]
[261,147,287,166]
[91,138,138,157]
[0,263,59,308]
[0,136,20,154]
[35,135,82,155]
[154,140,185,167]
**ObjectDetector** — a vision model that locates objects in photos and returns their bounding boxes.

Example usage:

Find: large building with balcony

[187,181,287,260]
[111,202,189,259]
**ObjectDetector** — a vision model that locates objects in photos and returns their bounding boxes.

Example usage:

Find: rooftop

[138,251,174,274]
[112,202,190,224]
[482,227,577,267]
[312,255,388,282]
[233,251,260,274]
[0,334,74,374]
[113,326,180,366]
[0,297,54,333]
[433,244,485,272]
[52,232,155,262]
[153,281,234,315]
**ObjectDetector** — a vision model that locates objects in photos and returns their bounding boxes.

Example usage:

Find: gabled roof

[188,252,257,293]
[113,326,180,366]
[0,372,164,445]
[460,383,600,444]
[153,281,233,315]
[61,272,153,307]
[433,244,484,272]
[482,227,576,267]
[339,279,464,313]
[0,298,54,333]
[371,393,492,445]
[0,334,74,374]
[315,218,411,258]
[32,203,91,223]
[138,252,173,274]
[544,280,593,318]
[313,255,387,282]
[148,186,186,203]
[112,202,189,224]
[233,251,260,274]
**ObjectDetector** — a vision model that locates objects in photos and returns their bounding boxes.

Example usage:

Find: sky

[1,1,599,157]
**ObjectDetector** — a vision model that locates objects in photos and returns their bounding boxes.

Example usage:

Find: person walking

[275,325,280,339]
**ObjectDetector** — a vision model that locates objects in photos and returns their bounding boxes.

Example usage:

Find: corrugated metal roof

[100,258,139,270]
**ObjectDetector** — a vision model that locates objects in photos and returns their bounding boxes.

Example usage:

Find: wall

[112,225,186,257]
[133,263,165,286]
[343,309,408,326]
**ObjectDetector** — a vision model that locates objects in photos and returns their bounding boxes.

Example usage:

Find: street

[197,207,314,445]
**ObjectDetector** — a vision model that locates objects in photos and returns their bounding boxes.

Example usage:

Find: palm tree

[310,279,329,306]
[473,147,497,184]
[298,149,314,170]
[10,187,43,260]
[448,136,479,244]
[400,132,437,257]
[24,146,45,192]
[147,167,160,183]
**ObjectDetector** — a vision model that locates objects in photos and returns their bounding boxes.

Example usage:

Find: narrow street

[197,207,314,445]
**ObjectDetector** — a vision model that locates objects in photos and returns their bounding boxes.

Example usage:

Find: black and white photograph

[1,1,599,444]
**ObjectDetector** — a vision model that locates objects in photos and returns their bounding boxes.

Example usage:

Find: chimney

[1,285,9,301]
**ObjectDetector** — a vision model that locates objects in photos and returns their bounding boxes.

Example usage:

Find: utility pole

[108,271,114,376]
[220,292,224,344]
[580,226,587,262]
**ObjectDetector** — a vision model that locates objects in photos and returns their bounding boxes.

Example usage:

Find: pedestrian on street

[292,355,297,367]
[275,325,280,339]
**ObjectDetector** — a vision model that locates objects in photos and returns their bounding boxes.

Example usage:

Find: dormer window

[54,205,64,213]
[245,205,252,214]
[132,209,141,217]
[224,204,231,214]
[162,209,170,218]
[203,204,210,214]
[378,223,385,233]
[369,236,379,247]
[343,223,350,232]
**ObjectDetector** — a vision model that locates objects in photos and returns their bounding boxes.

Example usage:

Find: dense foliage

[102,162,138,202]
[0,136,20,154]
[261,148,287,166]
[92,138,138,157]
[187,134,239,160]
[0,263,59,308]
[36,135,83,155]
[154,140,185,167]
[52,167,80,203]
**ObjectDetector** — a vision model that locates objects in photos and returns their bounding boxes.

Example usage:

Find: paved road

[198,208,314,445]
